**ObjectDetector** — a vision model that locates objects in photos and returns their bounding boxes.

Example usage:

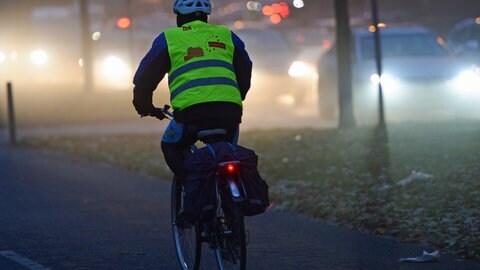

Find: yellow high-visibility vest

[164,20,242,111]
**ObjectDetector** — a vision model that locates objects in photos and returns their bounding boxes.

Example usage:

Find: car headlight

[101,55,130,78]
[288,61,314,77]
[452,69,480,90]
[30,49,48,66]
[370,73,397,89]
[0,51,6,63]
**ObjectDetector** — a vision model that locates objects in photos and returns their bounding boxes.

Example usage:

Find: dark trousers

[161,119,239,182]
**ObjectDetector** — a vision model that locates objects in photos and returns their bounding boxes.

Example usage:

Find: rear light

[218,161,240,175]
[227,163,236,173]
[218,161,243,200]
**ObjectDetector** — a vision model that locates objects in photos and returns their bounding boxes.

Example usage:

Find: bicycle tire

[214,195,246,270]
[171,177,202,270]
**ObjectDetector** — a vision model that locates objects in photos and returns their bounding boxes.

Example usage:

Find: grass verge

[20,121,480,261]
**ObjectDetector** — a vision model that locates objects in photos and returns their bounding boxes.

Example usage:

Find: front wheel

[214,200,246,270]
[171,177,202,270]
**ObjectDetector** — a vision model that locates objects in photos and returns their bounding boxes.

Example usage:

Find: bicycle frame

[159,104,246,270]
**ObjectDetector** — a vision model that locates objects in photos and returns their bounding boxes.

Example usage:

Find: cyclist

[133,0,252,188]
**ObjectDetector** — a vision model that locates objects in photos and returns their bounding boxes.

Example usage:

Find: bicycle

[151,105,247,270]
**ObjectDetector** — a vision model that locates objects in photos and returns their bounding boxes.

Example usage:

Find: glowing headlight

[288,61,313,77]
[453,70,480,89]
[449,69,480,97]
[30,49,48,65]
[101,55,129,78]
[370,73,397,89]
[0,52,6,63]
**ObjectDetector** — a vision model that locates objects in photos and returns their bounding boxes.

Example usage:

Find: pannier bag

[184,142,269,221]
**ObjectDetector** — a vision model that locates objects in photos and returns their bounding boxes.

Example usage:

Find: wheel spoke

[171,178,201,270]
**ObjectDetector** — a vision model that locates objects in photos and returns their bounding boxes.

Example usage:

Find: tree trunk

[80,0,94,92]
[334,0,356,129]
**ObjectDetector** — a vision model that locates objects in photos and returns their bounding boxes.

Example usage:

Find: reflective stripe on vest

[171,77,238,100]
[168,59,234,83]
[164,21,242,110]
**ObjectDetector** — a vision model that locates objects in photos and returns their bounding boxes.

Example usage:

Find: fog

[1,0,479,137]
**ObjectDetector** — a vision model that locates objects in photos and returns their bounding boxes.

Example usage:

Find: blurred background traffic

[0,0,479,129]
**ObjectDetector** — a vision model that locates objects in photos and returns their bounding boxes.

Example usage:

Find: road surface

[1,144,479,270]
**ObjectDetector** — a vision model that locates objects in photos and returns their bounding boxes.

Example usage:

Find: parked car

[235,28,317,111]
[447,17,480,65]
[317,25,480,124]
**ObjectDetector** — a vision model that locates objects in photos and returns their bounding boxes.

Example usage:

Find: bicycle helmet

[173,0,212,15]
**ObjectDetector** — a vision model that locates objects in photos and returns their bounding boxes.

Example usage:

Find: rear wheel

[214,200,246,270]
[171,178,201,270]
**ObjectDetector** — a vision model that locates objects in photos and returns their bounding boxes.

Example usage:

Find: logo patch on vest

[205,35,227,52]
[208,41,226,49]
[184,47,204,61]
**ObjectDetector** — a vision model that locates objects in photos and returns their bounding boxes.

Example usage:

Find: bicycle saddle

[197,129,227,139]
[197,129,228,144]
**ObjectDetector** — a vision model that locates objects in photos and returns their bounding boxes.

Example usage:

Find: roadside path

[1,144,479,269]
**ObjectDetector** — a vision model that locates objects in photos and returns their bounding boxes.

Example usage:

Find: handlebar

[142,104,174,120]
[159,104,174,118]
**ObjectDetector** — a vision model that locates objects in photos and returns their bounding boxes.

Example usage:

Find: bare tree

[334,0,356,129]
[80,0,94,92]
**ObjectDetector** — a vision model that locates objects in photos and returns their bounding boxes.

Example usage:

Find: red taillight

[218,161,240,175]
[227,163,236,173]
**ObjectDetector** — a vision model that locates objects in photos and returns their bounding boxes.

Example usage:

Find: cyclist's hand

[149,107,166,120]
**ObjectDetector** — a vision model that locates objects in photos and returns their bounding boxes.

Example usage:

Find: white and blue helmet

[173,0,212,15]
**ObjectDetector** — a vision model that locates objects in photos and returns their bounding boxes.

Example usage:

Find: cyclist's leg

[162,121,204,226]
[161,120,197,184]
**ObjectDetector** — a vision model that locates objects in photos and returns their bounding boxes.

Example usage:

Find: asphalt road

[1,143,479,270]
